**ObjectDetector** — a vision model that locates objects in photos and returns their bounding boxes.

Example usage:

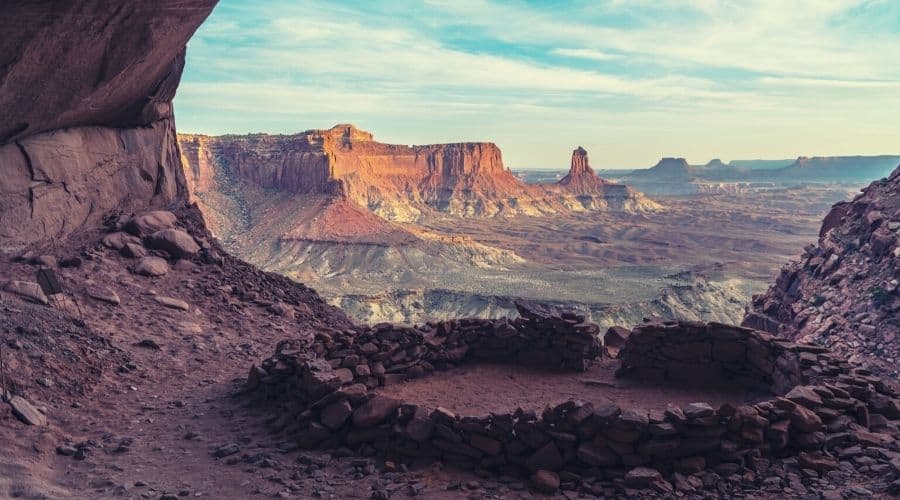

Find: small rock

[56,445,77,456]
[9,395,47,426]
[134,257,169,277]
[2,281,49,305]
[30,255,57,267]
[269,302,295,319]
[135,339,161,350]
[102,231,142,250]
[213,443,240,458]
[624,466,662,488]
[88,288,121,305]
[531,470,560,493]
[683,402,715,419]
[59,257,82,268]
[155,296,190,311]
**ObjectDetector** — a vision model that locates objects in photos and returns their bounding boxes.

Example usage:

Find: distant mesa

[179,124,660,223]
[648,157,692,178]
[703,158,728,170]
[623,153,900,196]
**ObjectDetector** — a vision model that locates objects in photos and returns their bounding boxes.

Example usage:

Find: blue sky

[176,0,900,168]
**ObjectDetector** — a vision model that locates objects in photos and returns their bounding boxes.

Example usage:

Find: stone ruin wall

[246,310,900,489]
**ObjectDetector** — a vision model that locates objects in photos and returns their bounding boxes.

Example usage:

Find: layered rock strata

[178,128,659,221]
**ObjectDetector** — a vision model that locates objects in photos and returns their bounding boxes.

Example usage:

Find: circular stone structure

[246,302,900,492]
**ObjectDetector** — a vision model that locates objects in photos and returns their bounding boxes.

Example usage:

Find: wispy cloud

[175,0,900,167]
[551,48,623,61]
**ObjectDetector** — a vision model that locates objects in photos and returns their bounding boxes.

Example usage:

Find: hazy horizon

[176,0,900,168]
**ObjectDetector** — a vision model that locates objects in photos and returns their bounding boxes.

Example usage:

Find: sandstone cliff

[744,166,900,376]
[0,1,218,250]
[179,127,659,221]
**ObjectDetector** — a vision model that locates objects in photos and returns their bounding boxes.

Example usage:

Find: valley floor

[208,185,854,326]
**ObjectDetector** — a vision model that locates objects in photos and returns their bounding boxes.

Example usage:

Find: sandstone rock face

[744,166,900,377]
[178,126,659,221]
[0,122,187,250]
[0,1,218,250]
[0,1,217,143]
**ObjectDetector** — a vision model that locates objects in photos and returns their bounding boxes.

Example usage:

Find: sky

[175,0,900,169]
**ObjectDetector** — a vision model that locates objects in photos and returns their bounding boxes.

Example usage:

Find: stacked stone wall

[247,316,900,490]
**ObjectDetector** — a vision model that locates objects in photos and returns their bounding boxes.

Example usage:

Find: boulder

[125,211,177,236]
[604,326,631,358]
[788,404,823,433]
[525,442,564,472]
[785,386,824,408]
[624,466,663,488]
[577,442,619,467]
[102,231,142,250]
[469,434,503,456]
[3,281,49,305]
[121,242,148,259]
[146,229,200,258]
[684,402,715,419]
[403,407,435,442]
[320,400,353,430]
[351,396,400,428]
[134,257,169,277]
[531,470,560,494]
[798,452,838,472]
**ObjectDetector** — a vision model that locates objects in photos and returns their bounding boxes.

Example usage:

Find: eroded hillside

[745,166,900,377]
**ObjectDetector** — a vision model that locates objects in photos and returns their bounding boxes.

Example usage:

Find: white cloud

[551,48,622,61]
[177,0,900,166]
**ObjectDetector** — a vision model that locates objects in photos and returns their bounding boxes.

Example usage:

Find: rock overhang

[0,1,218,145]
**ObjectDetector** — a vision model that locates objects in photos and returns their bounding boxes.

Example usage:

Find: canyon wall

[180,125,536,220]
[179,126,659,221]
[0,1,218,250]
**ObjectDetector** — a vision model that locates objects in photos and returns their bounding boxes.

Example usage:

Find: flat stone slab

[9,396,47,426]
[156,296,189,311]
[3,280,49,305]
[88,287,121,305]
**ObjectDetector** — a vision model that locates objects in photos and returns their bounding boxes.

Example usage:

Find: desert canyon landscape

[2,1,900,499]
